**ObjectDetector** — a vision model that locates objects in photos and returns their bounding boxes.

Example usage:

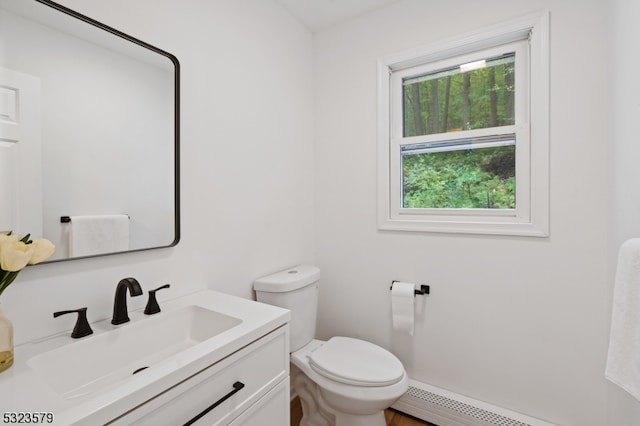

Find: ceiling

[273,0,403,32]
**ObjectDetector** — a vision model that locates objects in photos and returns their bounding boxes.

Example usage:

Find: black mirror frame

[33,0,180,262]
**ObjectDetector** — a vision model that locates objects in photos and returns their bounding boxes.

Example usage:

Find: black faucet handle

[53,307,93,338]
[144,284,171,315]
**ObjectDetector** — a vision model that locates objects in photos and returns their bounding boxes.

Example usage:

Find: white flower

[0,232,55,272]
[0,233,18,245]
[0,232,55,297]
[0,240,34,272]
[28,239,55,265]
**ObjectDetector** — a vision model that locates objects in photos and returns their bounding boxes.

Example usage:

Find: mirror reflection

[0,0,179,262]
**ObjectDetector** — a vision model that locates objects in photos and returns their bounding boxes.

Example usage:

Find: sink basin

[27,306,242,399]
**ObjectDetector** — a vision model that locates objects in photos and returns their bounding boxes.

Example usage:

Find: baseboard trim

[392,380,557,426]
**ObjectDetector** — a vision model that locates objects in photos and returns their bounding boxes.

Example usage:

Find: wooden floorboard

[291,397,436,426]
[291,396,303,425]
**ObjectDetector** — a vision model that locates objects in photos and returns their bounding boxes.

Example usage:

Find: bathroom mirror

[0,0,179,262]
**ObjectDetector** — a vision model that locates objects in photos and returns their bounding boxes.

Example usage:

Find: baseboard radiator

[391,380,557,426]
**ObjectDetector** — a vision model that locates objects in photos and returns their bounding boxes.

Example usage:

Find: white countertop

[0,290,290,425]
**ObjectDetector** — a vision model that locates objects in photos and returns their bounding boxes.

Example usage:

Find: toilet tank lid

[253,265,320,292]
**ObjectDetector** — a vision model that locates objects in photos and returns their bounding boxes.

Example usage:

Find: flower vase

[0,304,14,373]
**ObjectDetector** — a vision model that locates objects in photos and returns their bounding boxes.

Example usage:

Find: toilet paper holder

[390,281,430,296]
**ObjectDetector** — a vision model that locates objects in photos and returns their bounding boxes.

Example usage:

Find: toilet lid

[308,337,404,387]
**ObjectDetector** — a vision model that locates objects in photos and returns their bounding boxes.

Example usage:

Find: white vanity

[0,290,290,425]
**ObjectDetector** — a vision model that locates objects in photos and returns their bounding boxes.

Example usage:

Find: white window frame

[377,12,550,237]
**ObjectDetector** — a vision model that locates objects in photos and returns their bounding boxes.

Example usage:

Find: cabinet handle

[182,381,245,426]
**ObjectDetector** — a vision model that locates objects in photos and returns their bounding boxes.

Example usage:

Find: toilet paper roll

[391,281,415,336]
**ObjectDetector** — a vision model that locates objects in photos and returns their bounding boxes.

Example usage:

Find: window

[377,12,549,236]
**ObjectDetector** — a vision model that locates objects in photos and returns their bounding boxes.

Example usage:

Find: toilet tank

[254,265,320,352]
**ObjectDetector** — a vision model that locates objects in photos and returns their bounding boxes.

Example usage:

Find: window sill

[377,215,549,237]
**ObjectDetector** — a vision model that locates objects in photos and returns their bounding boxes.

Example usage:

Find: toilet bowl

[291,338,408,426]
[253,265,409,426]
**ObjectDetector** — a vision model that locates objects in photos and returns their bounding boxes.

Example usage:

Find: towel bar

[61,215,129,223]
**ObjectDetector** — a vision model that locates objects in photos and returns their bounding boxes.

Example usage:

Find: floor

[290,397,436,426]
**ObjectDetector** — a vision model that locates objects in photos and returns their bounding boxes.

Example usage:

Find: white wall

[2,0,315,346]
[607,0,640,423]
[313,0,611,425]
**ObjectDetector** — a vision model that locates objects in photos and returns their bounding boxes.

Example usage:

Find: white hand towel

[605,238,640,401]
[69,214,130,257]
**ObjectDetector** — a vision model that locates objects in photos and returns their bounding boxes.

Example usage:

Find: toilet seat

[308,337,404,387]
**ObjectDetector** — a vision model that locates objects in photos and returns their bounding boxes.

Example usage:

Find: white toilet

[254,265,408,426]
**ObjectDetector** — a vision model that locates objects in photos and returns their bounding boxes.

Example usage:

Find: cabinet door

[108,326,289,426]
[228,379,289,426]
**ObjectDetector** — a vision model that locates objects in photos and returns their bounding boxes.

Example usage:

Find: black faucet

[111,277,143,325]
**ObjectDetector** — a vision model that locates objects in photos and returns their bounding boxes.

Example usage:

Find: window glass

[402,138,515,209]
[402,53,515,137]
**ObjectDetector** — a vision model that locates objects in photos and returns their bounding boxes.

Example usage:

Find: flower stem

[0,272,20,298]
